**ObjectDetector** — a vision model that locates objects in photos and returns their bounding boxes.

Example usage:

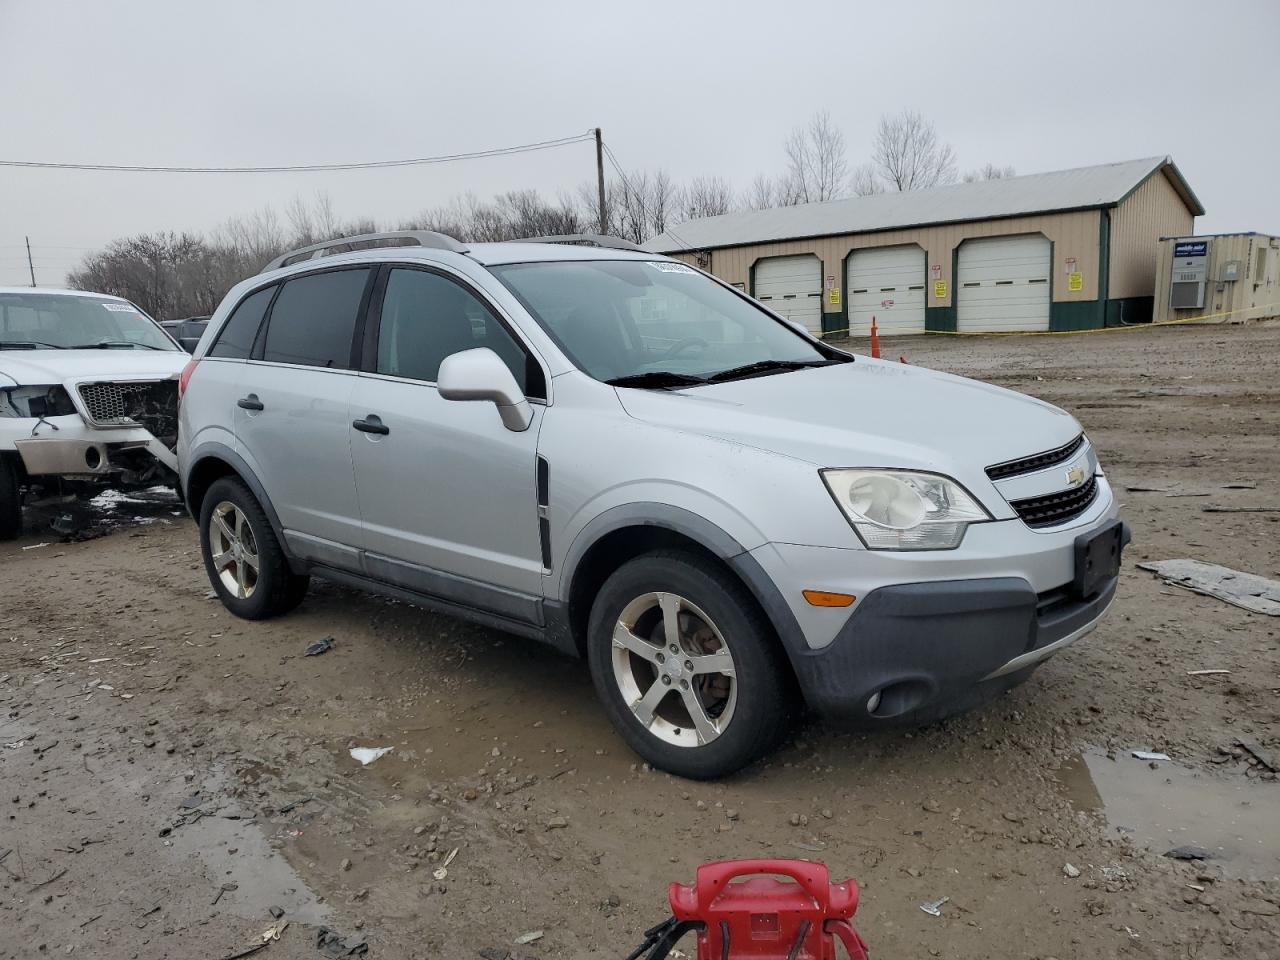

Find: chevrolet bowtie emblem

[1066,466,1086,487]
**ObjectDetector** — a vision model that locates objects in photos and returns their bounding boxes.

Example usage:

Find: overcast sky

[2,0,1276,286]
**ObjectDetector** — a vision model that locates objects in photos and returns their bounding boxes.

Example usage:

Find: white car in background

[0,288,187,540]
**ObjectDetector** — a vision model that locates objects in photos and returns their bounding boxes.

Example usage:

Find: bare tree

[681,175,736,220]
[963,163,1017,183]
[849,163,885,197]
[869,109,958,192]
[783,111,849,204]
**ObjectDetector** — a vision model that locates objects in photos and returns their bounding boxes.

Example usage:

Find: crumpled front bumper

[7,415,177,477]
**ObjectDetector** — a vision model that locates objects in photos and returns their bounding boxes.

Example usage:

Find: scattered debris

[545,816,569,831]
[1221,482,1257,489]
[21,542,50,551]
[514,930,544,945]
[919,896,949,917]
[350,746,393,765]
[1137,559,1280,616]
[30,866,68,889]
[211,882,237,905]
[1132,751,1171,762]
[1063,864,1081,878]
[278,796,314,814]
[316,926,369,957]
[1187,669,1231,676]
[1235,738,1276,772]
[304,638,334,657]
[1202,506,1280,513]
[1164,846,1215,861]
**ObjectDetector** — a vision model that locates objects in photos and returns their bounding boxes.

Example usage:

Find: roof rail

[518,233,647,252]
[261,230,469,273]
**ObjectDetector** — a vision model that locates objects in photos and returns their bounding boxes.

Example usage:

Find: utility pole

[25,236,36,287]
[595,127,608,236]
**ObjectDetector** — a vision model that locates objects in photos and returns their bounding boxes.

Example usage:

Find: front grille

[76,380,179,448]
[986,434,1085,481]
[78,381,158,425]
[1009,475,1099,529]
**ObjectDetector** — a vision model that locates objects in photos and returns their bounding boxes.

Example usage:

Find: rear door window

[261,268,371,369]
[209,286,275,359]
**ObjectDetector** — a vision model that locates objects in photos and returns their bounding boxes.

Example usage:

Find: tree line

[69,109,1013,320]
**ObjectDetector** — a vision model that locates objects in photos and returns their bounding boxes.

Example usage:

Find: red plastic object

[668,859,869,959]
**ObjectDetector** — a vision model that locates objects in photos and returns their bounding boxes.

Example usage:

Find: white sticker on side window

[101,303,139,313]
[647,261,698,275]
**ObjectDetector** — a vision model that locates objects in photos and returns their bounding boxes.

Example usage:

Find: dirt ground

[3,321,1279,960]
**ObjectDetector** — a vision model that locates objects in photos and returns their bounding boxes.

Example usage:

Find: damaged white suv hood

[0,349,185,387]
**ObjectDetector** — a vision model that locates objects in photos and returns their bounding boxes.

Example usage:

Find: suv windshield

[0,293,177,351]
[491,260,846,385]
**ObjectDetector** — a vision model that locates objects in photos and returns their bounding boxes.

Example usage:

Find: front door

[348,265,545,620]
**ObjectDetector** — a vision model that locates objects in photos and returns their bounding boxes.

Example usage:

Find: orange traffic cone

[869,316,881,359]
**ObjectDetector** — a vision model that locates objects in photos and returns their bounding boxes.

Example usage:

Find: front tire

[0,456,21,542]
[199,476,309,619]
[587,550,795,779]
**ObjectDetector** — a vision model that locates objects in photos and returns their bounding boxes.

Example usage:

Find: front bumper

[742,501,1129,725]
[786,571,1118,725]
[5,415,177,477]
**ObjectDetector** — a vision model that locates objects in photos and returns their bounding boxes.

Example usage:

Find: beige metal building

[644,157,1202,335]
[1153,232,1280,325]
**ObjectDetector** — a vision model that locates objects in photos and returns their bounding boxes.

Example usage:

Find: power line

[600,141,696,253]
[0,132,595,174]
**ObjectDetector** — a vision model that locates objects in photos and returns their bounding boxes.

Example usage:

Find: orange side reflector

[802,590,856,608]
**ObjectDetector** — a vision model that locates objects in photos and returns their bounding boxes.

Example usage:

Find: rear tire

[587,550,795,779]
[0,456,21,542]
[199,476,309,619]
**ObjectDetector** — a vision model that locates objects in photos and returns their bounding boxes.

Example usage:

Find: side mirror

[437,347,533,432]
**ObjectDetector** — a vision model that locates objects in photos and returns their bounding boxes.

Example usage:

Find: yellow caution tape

[821,302,1280,339]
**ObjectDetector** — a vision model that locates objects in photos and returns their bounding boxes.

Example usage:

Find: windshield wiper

[605,371,709,389]
[706,358,837,383]
[0,340,67,350]
[67,340,163,350]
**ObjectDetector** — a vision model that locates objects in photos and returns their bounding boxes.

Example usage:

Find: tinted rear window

[262,268,370,369]
[209,287,274,359]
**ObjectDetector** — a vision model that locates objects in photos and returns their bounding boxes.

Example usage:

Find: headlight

[822,469,991,550]
[0,385,77,418]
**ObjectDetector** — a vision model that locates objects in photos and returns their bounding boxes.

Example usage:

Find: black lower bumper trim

[788,573,1118,726]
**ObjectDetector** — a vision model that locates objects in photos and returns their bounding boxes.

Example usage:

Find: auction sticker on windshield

[101,303,140,312]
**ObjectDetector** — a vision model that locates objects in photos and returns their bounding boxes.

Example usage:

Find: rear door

[348,264,545,614]
[235,266,373,570]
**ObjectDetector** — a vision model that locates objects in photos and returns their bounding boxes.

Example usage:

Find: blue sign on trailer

[1174,241,1208,258]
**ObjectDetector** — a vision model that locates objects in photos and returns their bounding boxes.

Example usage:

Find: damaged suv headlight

[0,385,77,419]
[822,468,991,550]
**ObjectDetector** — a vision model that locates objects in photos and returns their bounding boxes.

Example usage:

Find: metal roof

[645,156,1203,253]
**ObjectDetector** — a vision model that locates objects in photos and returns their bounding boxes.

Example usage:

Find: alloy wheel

[610,592,737,747]
[208,500,259,600]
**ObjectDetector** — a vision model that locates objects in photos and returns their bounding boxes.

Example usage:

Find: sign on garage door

[957,235,1051,332]
[753,255,822,334]
[846,245,926,336]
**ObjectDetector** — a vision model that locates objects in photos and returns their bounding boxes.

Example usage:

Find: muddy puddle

[1061,749,1280,880]
[167,812,329,924]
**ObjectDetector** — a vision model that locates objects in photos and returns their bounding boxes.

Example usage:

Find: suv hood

[615,359,1081,474]
[0,349,186,387]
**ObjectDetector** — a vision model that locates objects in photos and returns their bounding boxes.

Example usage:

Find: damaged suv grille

[77,380,179,449]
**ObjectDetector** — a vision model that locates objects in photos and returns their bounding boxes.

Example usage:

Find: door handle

[352,415,390,436]
[237,394,264,411]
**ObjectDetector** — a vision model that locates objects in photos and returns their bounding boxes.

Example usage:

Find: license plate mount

[1073,519,1125,598]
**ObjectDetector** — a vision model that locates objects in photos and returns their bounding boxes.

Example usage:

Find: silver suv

[178,231,1128,778]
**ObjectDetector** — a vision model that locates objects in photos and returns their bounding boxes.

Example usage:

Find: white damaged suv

[0,288,187,539]
[178,232,1129,778]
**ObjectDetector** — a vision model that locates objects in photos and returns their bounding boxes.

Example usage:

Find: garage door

[956,235,1051,332]
[753,255,822,334]
[846,246,926,336]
